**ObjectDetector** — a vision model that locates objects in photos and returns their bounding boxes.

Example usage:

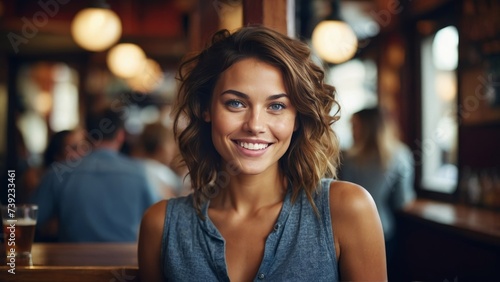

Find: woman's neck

[209,171,287,216]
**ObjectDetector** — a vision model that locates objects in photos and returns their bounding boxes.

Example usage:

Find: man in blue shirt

[33,107,161,242]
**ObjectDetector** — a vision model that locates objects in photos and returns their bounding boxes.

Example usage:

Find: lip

[232,139,273,157]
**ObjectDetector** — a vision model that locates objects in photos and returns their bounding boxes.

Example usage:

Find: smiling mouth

[236,141,270,150]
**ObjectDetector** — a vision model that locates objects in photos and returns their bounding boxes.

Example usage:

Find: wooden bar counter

[30,243,138,266]
[0,243,139,282]
[396,199,500,281]
[401,199,500,246]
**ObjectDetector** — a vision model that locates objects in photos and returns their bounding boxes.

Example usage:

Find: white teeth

[238,142,269,150]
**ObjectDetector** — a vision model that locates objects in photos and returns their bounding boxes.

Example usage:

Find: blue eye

[225,99,244,108]
[269,103,285,111]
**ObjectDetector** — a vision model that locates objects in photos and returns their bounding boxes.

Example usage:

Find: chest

[209,210,279,282]
[163,197,339,282]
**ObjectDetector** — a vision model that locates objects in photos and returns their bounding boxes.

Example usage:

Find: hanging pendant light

[311,0,357,64]
[106,43,147,79]
[71,0,122,52]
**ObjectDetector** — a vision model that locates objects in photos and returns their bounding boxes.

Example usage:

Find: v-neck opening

[198,185,294,280]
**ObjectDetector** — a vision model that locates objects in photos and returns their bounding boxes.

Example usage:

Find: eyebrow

[220,90,288,101]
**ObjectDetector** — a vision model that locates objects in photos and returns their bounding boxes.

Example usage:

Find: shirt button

[258,273,265,280]
[273,224,279,232]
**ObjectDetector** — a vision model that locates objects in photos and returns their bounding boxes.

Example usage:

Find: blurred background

[0,0,499,280]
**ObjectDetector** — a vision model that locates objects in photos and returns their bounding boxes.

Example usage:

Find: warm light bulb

[107,43,147,79]
[126,58,164,93]
[71,8,122,52]
[312,20,358,64]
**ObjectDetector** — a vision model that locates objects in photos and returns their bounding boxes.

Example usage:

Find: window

[420,26,459,193]
[16,62,80,166]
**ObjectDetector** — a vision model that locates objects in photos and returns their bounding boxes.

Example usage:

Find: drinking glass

[1,204,38,267]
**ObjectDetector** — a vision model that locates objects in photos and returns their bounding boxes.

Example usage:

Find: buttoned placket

[200,201,231,282]
[253,189,292,281]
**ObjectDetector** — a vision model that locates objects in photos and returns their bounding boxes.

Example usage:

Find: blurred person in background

[43,129,86,168]
[22,128,86,200]
[24,128,86,241]
[338,106,415,280]
[32,107,161,242]
[131,122,183,199]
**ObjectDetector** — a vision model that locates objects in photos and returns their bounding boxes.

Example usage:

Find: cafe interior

[0,0,499,281]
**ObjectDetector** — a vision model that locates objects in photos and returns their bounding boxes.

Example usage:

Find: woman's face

[205,58,297,176]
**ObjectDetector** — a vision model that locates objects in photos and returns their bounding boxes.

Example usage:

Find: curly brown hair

[173,25,341,215]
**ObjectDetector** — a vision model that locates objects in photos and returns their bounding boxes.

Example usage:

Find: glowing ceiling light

[71,6,122,52]
[106,43,147,79]
[312,20,358,64]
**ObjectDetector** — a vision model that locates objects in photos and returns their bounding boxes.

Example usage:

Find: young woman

[139,26,387,281]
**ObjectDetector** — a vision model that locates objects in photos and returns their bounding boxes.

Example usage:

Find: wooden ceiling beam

[243,0,294,36]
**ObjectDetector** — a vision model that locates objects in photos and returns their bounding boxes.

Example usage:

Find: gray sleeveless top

[161,178,339,281]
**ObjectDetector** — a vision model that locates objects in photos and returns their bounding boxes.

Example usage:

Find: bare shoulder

[138,200,169,282]
[143,200,168,225]
[329,180,377,218]
[139,199,168,244]
[328,180,387,280]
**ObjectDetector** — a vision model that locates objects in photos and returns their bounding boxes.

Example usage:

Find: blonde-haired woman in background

[339,107,415,280]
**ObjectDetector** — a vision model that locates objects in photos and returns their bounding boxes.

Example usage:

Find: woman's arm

[138,200,168,282]
[330,181,387,281]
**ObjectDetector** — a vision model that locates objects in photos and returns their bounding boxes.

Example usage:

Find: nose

[243,108,266,134]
